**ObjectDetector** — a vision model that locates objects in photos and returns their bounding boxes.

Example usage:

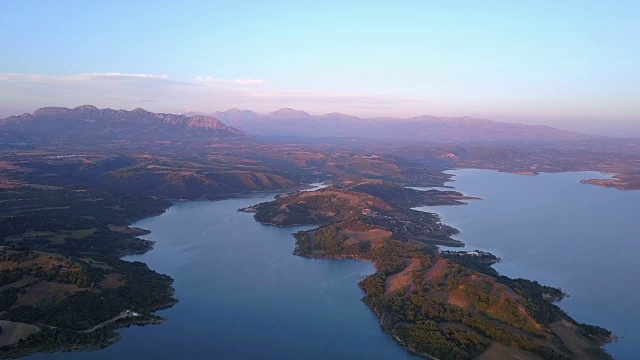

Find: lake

[27,170,639,359]
[414,169,640,360]
[28,194,417,360]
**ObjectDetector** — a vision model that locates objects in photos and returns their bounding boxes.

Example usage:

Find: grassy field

[0,321,40,346]
[477,342,542,360]
[68,228,97,239]
[16,282,87,307]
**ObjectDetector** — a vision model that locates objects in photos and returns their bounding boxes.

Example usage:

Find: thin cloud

[195,76,264,86]
[84,72,169,80]
[0,71,428,118]
[246,90,423,103]
[0,72,169,82]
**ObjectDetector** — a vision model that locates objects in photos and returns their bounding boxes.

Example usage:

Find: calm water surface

[415,169,640,360]
[29,194,417,360]
[27,170,639,359]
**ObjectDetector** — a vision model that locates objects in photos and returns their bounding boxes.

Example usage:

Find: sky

[1,0,639,136]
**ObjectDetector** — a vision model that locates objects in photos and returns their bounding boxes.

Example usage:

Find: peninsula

[248,180,614,360]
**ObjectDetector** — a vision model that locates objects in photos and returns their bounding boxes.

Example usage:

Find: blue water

[28,195,417,360]
[415,169,640,360]
[26,170,640,359]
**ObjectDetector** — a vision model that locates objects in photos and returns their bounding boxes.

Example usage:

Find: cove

[27,194,417,360]
[415,169,640,360]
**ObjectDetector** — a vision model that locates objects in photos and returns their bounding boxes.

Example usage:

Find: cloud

[0,71,430,118]
[195,76,264,86]
[0,72,169,83]
[84,72,169,80]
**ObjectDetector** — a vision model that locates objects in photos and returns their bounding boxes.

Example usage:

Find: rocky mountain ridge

[0,105,248,142]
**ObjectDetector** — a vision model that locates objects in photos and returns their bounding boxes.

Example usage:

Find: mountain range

[206,108,589,142]
[0,105,248,142]
[211,108,588,142]
[0,105,591,144]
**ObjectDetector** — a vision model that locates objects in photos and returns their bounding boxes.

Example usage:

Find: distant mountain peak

[268,108,311,119]
[32,106,70,117]
[185,115,241,131]
[74,105,99,111]
[320,112,361,121]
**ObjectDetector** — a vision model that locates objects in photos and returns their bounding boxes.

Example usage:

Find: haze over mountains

[0,105,593,144]
[208,108,590,142]
[0,105,247,142]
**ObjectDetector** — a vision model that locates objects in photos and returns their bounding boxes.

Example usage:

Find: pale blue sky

[1,1,638,135]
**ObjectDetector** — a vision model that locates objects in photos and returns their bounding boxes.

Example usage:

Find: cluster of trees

[0,187,169,240]
[447,253,576,330]
[445,252,500,277]
[0,267,31,288]
[313,226,347,255]
[52,262,97,288]
[294,223,368,258]
[254,188,377,226]
[255,200,316,226]
[0,328,116,356]
[0,247,39,263]
[355,249,587,360]
[340,218,378,232]
[293,231,313,256]
[103,165,293,199]
[579,323,614,344]
[495,277,566,325]
[4,260,173,332]
[0,184,177,355]
[294,218,430,261]
[369,239,432,276]
[59,228,155,258]
[402,320,488,359]
[0,255,99,300]
[348,181,467,208]
[0,288,19,310]
[360,277,571,360]
[434,263,546,335]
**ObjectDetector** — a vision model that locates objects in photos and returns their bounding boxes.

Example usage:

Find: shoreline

[6,174,620,358]
[0,196,179,358]
[246,177,616,359]
[422,169,620,357]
